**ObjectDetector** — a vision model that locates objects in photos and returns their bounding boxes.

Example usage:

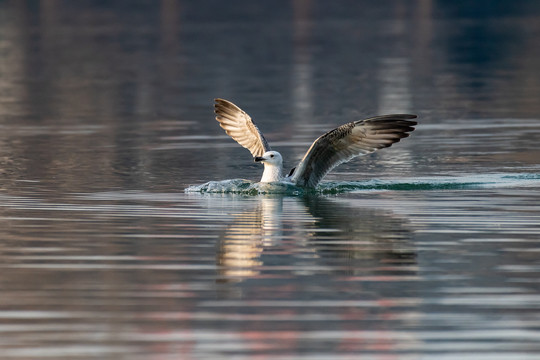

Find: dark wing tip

[214,98,229,110]
[400,114,418,126]
[361,115,418,132]
[214,98,224,108]
[214,99,245,119]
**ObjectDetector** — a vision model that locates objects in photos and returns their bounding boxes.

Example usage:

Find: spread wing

[214,98,271,158]
[291,114,417,187]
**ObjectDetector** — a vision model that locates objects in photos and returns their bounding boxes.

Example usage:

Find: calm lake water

[1,1,540,359]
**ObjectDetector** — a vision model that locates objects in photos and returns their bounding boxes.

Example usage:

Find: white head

[254,151,283,166]
[254,151,283,183]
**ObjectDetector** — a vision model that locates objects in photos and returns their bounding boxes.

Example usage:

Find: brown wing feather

[291,114,417,187]
[214,99,271,158]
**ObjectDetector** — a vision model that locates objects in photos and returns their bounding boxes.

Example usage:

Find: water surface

[1,1,540,359]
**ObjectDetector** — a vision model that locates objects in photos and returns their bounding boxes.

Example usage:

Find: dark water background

[1,1,540,359]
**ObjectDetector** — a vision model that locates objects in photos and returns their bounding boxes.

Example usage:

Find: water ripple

[185,173,540,195]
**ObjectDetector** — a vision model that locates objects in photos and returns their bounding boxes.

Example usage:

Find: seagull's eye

[270,154,274,158]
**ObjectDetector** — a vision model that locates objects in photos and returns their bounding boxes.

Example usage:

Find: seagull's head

[254,151,283,166]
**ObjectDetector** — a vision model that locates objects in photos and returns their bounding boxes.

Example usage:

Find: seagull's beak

[254,156,265,162]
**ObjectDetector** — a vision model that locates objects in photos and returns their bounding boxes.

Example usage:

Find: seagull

[215,98,417,188]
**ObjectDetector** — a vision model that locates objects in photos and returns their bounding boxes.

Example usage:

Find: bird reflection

[216,195,415,283]
[302,196,416,271]
[216,196,283,279]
